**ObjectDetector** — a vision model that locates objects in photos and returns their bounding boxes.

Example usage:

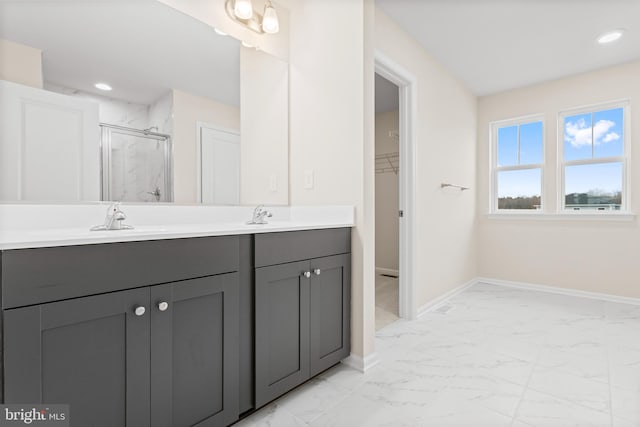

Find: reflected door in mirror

[0,80,100,201]
[199,125,240,205]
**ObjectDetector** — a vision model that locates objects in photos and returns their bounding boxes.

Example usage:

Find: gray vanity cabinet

[254,229,351,408]
[309,254,351,377]
[2,236,241,427]
[150,274,239,427]
[254,261,311,408]
[4,287,151,427]
[3,273,239,427]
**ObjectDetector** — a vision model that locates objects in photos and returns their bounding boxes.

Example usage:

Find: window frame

[489,114,545,214]
[557,100,631,214]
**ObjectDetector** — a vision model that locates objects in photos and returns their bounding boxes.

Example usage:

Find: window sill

[486,212,636,221]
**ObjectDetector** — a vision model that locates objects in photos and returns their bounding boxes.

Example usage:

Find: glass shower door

[101,125,173,202]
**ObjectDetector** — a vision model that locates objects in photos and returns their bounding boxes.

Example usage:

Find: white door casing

[375,51,418,320]
[197,123,240,205]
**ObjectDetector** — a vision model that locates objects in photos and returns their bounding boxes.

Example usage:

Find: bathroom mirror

[0,0,289,205]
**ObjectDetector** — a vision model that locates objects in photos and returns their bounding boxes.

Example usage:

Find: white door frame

[195,121,241,203]
[375,51,418,320]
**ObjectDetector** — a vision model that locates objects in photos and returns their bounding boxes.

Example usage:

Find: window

[560,101,629,212]
[490,116,544,211]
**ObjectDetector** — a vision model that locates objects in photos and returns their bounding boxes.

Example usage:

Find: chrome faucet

[247,205,272,225]
[91,202,134,231]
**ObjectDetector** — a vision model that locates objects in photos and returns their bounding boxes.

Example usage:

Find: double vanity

[0,204,353,427]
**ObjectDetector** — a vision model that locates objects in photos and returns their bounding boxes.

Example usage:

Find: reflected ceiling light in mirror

[225,0,279,35]
[597,29,624,44]
[214,28,228,36]
[94,82,112,91]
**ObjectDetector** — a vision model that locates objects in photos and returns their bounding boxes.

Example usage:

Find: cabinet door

[255,261,310,408]
[309,254,351,377]
[3,287,151,427]
[150,274,239,427]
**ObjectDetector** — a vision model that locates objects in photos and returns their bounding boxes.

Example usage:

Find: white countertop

[0,204,354,250]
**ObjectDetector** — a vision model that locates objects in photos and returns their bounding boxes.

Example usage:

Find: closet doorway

[374,52,417,330]
[374,73,400,330]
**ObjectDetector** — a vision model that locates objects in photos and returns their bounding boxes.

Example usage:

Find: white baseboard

[375,267,399,277]
[417,278,477,318]
[476,277,640,306]
[341,352,380,373]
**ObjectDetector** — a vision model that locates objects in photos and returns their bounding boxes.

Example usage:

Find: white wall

[172,89,240,203]
[289,0,375,358]
[0,39,43,89]
[240,47,289,205]
[477,60,640,298]
[375,110,399,272]
[375,10,478,309]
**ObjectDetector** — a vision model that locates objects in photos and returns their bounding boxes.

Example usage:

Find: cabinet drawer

[254,228,350,268]
[1,236,239,309]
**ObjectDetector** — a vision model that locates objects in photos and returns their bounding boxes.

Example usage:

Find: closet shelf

[375,152,399,175]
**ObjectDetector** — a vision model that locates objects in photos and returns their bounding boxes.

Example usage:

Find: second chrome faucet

[247,205,272,225]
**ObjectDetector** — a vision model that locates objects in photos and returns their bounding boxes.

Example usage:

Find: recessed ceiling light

[597,29,624,44]
[214,28,227,36]
[94,82,112,91]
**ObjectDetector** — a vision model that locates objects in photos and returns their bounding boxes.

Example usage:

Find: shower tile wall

[148,91,173,135]
[110,132,167,202]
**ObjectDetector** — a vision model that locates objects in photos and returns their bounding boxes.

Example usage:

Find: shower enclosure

[100,124,173,203]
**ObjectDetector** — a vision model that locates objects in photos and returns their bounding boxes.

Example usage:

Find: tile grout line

[508,339,545,427]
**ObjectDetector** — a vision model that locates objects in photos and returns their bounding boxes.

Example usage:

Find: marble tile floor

[236,282,640,427]
[376,273,399,330]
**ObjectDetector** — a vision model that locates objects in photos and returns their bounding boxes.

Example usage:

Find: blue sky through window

[497,125,517,166]
[498,168,541,198]
[565,162,622,195]
[564,108,623,161]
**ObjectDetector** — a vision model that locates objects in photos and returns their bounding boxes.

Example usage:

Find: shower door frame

[99,123,174,202]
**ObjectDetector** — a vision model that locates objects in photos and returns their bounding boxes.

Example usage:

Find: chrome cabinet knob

[158,301,169,312]
[302,271,311,278]
[313,269,321,276]
[134,306,146,316]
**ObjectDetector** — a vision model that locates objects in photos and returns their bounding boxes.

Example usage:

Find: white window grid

[557,100,631,213]
[489,114,545,213]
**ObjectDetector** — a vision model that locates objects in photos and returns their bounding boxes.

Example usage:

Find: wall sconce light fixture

[225,0,280,35]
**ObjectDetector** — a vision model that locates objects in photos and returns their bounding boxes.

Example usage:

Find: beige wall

[240,47,289,205]
[0,39,43,88]
[288,0,375,358]
[172,89,240,203]
[477,60,640,298]
[375,110,399,272]
[375,11,478,309]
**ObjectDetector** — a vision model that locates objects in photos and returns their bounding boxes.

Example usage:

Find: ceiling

[376,0,640,96]
[0,0,240,106]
